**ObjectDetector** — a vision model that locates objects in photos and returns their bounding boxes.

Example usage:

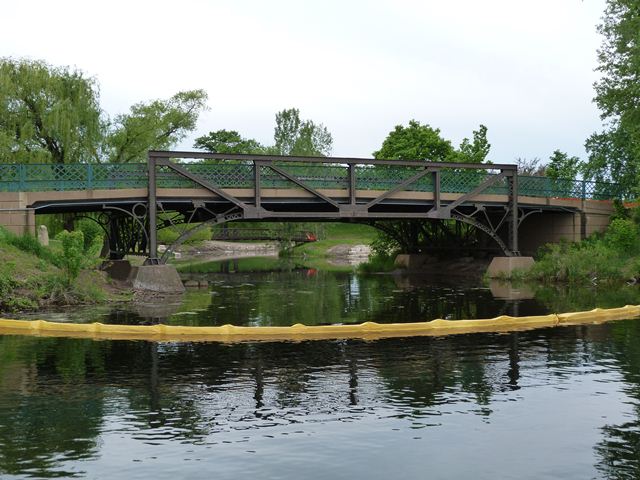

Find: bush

[157,224,212,245]
[528,241,624,284]
[56,230,85,286]
[76,218,104,254]
[604,218,640,253]
[358,252,396,273]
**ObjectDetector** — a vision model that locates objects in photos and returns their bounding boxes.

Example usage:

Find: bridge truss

[142,151,521,263]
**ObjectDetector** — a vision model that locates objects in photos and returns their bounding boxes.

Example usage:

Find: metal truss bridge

[0,151,623,263]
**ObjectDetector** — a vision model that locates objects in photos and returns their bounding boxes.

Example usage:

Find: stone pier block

[131,265,185,293]
[486,256,535,278]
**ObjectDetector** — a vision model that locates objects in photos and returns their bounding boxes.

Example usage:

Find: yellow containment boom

[0,305,639,343]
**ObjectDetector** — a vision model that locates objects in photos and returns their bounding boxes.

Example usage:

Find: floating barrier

[0,305,639,343]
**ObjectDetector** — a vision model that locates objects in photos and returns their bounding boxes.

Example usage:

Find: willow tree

[106,89,208,163]
[0,58,102,164]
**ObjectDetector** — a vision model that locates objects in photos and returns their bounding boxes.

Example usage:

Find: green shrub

[56,230,85,286]
[76,218,104,254]
[157,224,212,245]
[604,218,640,253]
[358,252,396,273]
[528,241,624,284]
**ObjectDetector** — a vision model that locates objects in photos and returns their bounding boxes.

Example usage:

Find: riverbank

[0,226,131,313]
[505,218,640,285]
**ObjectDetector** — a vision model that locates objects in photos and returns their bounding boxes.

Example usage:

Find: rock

[37,225,49,246]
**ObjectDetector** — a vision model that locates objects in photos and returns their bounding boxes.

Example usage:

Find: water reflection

[2,321,640,477]
[120,271,553,327]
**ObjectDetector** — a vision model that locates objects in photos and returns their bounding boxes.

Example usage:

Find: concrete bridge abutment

[0,193,35,236]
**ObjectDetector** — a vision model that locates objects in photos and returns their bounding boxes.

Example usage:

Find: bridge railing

[0,159,624,201]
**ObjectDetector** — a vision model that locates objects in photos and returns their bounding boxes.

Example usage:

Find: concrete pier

[486,256,535,278]
[102,260,185,293]
[130,264,185,293]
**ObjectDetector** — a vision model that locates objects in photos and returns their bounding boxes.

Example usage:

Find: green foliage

[604,218,640,253]
[194,108,332,157]
[583,0,640,194]
[546,150,581,181]
[371,121,493,255]
[457,125,491,163]
[516,157,546,176]
[106,90,208,163]
[0,226,56,263]
[157,224,212,245]
[358,251,396,273]
[373,120,455,161]
[75,218,103,255]
[193,129,264,154]
[273,108,332,156]
[56,230,85,286]
[524,217,640,284]
[0,58,102,164]
[528,241,625,284]
[0,58,208,165]
[373,121,490,163]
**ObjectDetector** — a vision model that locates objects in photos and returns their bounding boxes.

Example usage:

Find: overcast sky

[1,0,606,163]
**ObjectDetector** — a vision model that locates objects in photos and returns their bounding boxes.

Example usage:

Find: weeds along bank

[0,224,111,312]
[513,214,640,285]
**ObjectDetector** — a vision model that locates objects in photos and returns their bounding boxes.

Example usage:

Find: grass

[0,227,122,313]
[286,223,377,258]
[505,218,640,285]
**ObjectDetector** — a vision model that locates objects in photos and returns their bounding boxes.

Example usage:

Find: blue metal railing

[0,162,625,201]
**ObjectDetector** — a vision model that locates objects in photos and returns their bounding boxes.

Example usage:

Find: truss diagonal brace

[440,171,507,215]
[268,164,340,209]
[158,159,251,210]
[364,168,435,209]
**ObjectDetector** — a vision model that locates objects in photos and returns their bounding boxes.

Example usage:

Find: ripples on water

[2,271,640,478]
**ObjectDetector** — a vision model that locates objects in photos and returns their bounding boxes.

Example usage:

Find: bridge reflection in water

[0,320,639,478]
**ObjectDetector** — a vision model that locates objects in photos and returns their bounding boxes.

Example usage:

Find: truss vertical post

[148,154,158,262]
[432,170,441,210]
[507,170,519,255]
[254,161,262,209]
[349,164,356,205]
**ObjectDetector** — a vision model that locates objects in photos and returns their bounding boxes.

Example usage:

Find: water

[3,267,640,478]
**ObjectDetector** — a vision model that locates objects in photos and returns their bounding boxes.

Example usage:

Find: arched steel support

[157,205,244,264]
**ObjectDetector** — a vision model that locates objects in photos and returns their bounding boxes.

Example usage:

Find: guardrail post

[581,181,586,200]
[18,164,26,191]
[87,164,93,190]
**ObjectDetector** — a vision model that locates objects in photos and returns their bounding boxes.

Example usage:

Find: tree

[0,58,102,164]
[546,150,581,181]
[369,121,492,255]
[584,0,640,193]
[373,120,490,164]
[0,58,209,165]
[515,157,546,176]
[273,108,332,156]
[106,89,208,163]
[457,125,491,163]
[194,108,333,157]
[373,120,455,161]
[193,130,264,154]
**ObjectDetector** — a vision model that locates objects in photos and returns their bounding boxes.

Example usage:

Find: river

[2,260,640,478]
